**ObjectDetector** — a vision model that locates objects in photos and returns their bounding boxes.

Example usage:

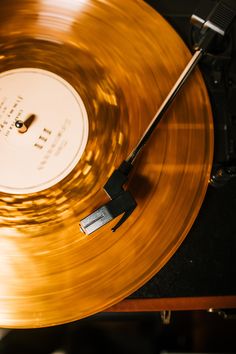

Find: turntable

[0,0,235,328]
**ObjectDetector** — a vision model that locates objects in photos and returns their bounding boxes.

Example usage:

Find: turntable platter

[0,0,213,327]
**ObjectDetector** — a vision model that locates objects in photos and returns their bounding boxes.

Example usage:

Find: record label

[0,68,88,194]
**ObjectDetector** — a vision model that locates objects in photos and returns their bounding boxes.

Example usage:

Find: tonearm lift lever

[80,1,236,235]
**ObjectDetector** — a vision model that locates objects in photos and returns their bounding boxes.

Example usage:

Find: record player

[0,0,235,328]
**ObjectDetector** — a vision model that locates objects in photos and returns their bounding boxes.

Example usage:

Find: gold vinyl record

[0,0,213,327]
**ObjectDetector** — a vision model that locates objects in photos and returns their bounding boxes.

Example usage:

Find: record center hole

[15,114,36,133]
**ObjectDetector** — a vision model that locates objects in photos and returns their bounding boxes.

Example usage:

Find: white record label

[0,68,88,194]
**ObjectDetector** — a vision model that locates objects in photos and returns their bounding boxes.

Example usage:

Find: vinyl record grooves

[0,0,213,328]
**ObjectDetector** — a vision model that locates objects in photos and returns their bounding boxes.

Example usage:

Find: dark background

[1,0,236,353]
[0,311,236,354]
